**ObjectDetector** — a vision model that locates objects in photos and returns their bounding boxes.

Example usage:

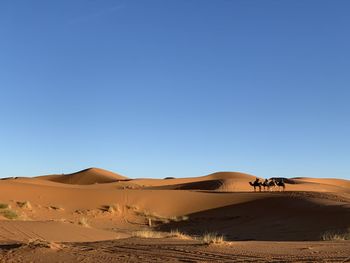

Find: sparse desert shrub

[107,204,120,214]
[132,230,164,238]
[0,209,18,220]
[169,229,192,240]
[181,215,189,221]
[128,206,165,222]
[49,205,64,211]
[199,232,225,245]
[321,229,350,241]
[126,205,138,211]
[127,205,189,226]
[17,201,32,209]
[27,239,64,250]
[0,203,9,209]
[78,217,90,227]
[170,215,189,222]
[132,229,194,240]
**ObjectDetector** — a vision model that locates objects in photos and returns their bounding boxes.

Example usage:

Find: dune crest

[38,167,128,185]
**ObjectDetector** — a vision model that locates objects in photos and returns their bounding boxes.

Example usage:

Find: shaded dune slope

[157,192,350,241]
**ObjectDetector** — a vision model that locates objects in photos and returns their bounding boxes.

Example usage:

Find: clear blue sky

[1,0,349,179]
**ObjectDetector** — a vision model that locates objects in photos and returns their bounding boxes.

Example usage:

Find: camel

[250,178,285,192]
[275,179,286,191]
[262,179,277,191]
[249,179,262,192]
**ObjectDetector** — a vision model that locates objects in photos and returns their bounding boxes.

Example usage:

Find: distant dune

[142,172,258,191]
[293,177,350,189]
[37,167,128,185]
[0,168,349,262]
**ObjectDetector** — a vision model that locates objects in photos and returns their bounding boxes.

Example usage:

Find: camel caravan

[249,178,285,192]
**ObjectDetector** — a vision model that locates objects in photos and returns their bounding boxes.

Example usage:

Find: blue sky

[0,0,349,179]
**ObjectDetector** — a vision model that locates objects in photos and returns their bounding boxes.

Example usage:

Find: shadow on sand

[156,193,350,241]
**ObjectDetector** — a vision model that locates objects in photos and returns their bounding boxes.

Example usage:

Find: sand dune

[132,171,259,191]
[37,167,128,185]
[139,171,350,193]
[0,221,125,242]
[293,177,350,189]
[0,168,349,261]
[157,192,350,241]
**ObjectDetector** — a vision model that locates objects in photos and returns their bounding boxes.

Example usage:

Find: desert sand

[0,168,349,262]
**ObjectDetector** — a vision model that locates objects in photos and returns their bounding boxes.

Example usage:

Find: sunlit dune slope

[132,172,259,191]
[0,168,349,242]
[293,177,350,189]
[37,168,128,185]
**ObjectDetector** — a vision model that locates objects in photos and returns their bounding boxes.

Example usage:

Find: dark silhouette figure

[249,178,262,192]
[262,179,269,191]
[265,179,277,191]
[276,179,286,191]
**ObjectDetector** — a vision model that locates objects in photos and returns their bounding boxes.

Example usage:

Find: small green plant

[0,209,18,219]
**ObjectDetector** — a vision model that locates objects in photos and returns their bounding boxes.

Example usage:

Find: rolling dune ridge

[0,168,349,262]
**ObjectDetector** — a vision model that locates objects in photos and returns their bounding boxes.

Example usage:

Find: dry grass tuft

[49,205,64,211]
[0,203,9,209]
[132,230,164,239]
[132,229,194,240]
[27,239,64,250]
[199,232,225,245]
[169,229,192,240]
[78,217,90,227]
[0,209,18,220]
[321,229,350,241]
[127,205,189,225]
[126,205,138,210]
[170,215,189,222]
[132,230,227,244]
[17,201,32,209]
[107,204,120,214]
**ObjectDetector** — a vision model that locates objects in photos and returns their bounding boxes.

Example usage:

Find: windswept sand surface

[1,239,349,263]
[0,168,349,262]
